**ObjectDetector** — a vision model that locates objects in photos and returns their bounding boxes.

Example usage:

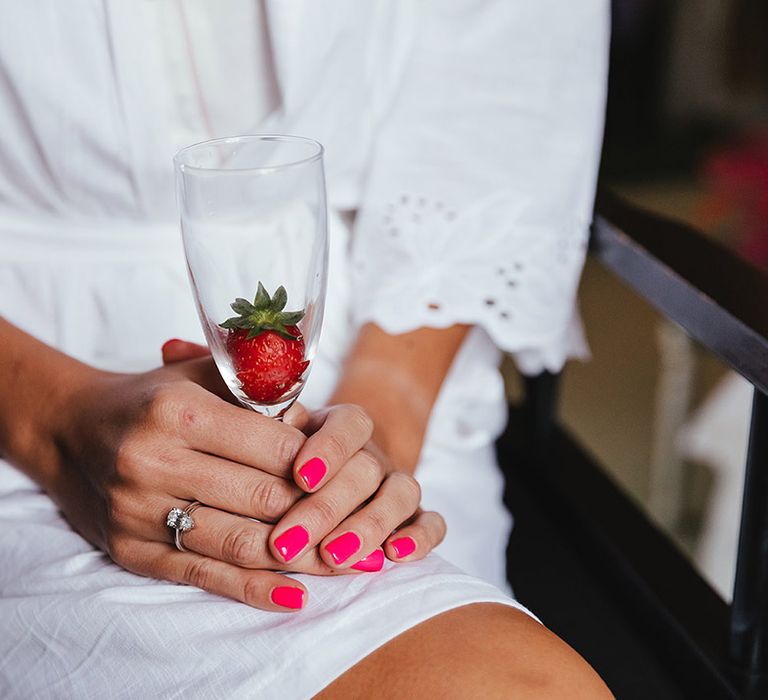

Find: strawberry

[219,282,309,404]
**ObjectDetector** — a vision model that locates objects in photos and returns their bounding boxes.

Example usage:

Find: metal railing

[511,189,768,698]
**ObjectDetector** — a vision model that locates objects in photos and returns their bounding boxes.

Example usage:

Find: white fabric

[0,480,531,699]
[0,1,608,697]
[350,3,608,373]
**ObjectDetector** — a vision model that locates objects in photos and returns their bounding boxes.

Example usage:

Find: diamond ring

[166,501,202,552]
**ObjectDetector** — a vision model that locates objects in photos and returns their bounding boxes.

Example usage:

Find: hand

[51,357,341,613]
[270,406,447,571]
[163,340,447,573]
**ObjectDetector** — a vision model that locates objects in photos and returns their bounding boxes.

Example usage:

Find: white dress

[0,1,608,697]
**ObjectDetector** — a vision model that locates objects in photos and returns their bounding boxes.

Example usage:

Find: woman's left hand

[271,404,446,570]
[162,340,446,571]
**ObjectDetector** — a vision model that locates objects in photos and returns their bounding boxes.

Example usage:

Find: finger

[114,445,303,523]
[160,344,303,417]
[384,509,447,563]
[175,384,307,477]
[119,496,359,577]
[169,504,342,575]
[134,540,309,611]
[292,404,374,493]
[161,339,211,364]
[319,472,421,570]
[283,402,309,431]
[172,452,304,522]
[163,357,233,402]
[269,449,384,564]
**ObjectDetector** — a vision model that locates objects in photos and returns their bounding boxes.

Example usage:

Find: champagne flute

[174,135,328,418]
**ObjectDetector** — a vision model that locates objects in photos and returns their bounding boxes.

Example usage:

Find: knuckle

[104,489,130,526]
[431,512,448,542]
[222,527,261,566]
[356,450,384,485]
[343,404,374,440]
[113,443,147,482]
[105,532,131,565]
[154,449,183,475]
[390,472,421,504]
[322,431,349,463]
[115,445,182,485]
[179,405,199,429]
[183,557,215,591]
[312,496,342,529]
[364,507,393,539]
[242,575,264,606]
[146,385,183,427]
[250,479,294,521]
[273,433,302,469]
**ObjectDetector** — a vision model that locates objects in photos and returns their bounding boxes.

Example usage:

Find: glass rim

[173,134,324,173]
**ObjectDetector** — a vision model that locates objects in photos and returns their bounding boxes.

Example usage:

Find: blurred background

[507,0,768,602]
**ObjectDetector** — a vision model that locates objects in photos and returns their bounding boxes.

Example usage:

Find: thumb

[283,402,310,431]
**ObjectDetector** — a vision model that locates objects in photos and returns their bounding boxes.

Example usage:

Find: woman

[0,1,611,697]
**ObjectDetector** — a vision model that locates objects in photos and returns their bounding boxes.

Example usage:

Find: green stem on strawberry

[220,281,305,340]
[220,283,309,404]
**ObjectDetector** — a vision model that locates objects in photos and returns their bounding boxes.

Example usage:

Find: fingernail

[271,586,305,610]
[325,531,362,565]
[390,536,416,559]
[298,457,327,490]
[351,548,385,572]
[161,338,183,352]
[274,525,310,562]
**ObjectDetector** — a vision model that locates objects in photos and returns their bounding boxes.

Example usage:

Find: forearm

[0,317,104,489]
[329,322,469,473]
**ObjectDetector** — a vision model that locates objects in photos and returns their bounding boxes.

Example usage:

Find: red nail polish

[351,549,385,572]
[161,338,183,352]
[298,457,327,490]
[325,531,361,565]
[390,536,416,559]
[271,586,305,609]
[274,525,310,563]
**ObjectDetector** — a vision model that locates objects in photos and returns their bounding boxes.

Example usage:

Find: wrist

[329,322,469,472]
[329,358,430,473]
[5,353,112,493]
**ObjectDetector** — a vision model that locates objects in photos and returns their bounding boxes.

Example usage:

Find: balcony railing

[500,190,768,699]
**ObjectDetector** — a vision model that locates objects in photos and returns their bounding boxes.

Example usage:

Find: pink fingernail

[390,536,416,559]
[271,586,305,610]
[351,549,385,572]
[325,531,362,565]
[298,457,327,490]
[274,525,310,563]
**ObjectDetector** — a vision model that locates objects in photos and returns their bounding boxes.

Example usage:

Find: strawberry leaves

[254,282,271,309]
[271,285,287,312]
[231,298,256,316]
[278,311,304,325]
[220,283,305,341]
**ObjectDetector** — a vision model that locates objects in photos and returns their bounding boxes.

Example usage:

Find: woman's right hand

[48,358,355,612]
[1,320,439,612]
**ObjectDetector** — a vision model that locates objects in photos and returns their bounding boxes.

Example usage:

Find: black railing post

[521,371,561,460]
[730,388,768,697]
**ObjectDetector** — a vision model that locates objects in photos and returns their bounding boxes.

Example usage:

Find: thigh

[318,603,613,700]
[0,475,531,700]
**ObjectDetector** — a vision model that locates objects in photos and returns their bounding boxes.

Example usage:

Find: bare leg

[317,603,613,699]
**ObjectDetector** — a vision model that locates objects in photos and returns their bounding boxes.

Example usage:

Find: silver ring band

[167,501,202,552]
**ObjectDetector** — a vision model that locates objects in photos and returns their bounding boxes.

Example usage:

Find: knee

[434,604,614,700]
[319,603,613,699]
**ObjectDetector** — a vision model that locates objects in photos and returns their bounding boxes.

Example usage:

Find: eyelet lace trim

[351,191,589,354]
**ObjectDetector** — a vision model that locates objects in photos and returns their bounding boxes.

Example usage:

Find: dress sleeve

[350,0,609,373]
